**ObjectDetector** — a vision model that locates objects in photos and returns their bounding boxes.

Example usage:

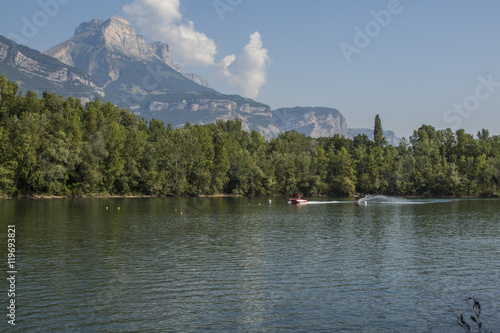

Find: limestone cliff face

[182,74,211,89]
[264,107,349,139]
[101,16,153,59]
[0,35,104,102]
[149,41,170,65]
[148,99,269,113]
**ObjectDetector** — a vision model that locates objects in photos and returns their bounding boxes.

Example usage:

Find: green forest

[0,75,499,198]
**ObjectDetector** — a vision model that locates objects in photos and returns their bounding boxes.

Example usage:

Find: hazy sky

[1,0,500,138]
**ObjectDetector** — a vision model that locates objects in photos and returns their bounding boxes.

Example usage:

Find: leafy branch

[451,297,493,333]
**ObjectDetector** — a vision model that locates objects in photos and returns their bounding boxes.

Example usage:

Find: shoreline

[0,193,256,200]
[0,193,496,200]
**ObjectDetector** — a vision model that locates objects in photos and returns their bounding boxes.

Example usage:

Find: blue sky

[1,0,500,138]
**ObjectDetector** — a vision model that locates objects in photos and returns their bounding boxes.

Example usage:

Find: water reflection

[1,198,499,332]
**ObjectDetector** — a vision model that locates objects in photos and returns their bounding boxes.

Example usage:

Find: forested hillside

[0,76,499,197]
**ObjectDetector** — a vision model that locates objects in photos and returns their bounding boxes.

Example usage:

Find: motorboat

[289,194,307,204]
[356,198,367,205]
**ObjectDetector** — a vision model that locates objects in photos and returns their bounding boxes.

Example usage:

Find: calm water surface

[1,197,500,332]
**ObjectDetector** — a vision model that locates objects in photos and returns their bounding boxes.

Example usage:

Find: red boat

[289,194,307,204]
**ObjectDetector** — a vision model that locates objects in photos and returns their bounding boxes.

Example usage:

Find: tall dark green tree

[374,114,387,146]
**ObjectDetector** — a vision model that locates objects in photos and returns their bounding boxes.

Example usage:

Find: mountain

[0,35,103,102]
[44,16,211,94]
[43,16,268,124]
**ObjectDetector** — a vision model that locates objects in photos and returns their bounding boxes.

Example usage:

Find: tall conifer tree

[374,114,386,146]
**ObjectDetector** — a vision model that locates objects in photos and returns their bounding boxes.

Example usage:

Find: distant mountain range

[0,16,399,145]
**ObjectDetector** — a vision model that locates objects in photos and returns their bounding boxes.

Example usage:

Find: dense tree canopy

[0,75,499,197]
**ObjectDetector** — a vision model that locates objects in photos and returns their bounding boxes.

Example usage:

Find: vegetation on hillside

[0,75,499,197]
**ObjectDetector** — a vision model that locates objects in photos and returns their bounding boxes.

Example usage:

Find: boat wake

[290,195,453,206]
[305,201,343,205]
[357,194,452,205]
[289,200,354,205]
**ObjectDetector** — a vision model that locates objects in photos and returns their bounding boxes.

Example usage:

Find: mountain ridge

[0,34,104,102]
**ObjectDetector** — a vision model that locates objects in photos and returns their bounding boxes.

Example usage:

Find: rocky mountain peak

[74,18,104,36]
[149,41,170,65]
[44,16,213,89]
[100,15,152,59]
[108,15,132,26]
[46,16,164,65]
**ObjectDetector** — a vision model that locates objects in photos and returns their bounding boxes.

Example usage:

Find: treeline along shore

[0,75,499,198]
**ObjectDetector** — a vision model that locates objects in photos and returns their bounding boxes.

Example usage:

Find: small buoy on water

[180,212,183,215]
[106,207,108,210]
[259,203,261,206]
[118,207,120,210]
[269,199,271,204]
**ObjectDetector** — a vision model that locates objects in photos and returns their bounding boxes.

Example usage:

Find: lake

[1,196,500,332]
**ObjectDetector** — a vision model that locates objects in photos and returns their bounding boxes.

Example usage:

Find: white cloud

[220,32,270,99]
[123,0,217,66]
[124,1,270,98]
